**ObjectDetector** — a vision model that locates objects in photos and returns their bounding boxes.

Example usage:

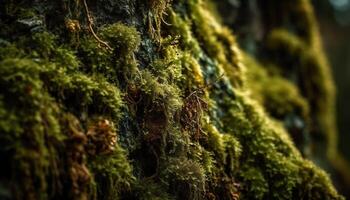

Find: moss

[149,40,183,85]
[244,57,312,153]
[48,72,123,121]
[0,58,64,200]
[243,53,310,123]
[173,0,342,199]
[31,32,57,59]
[79,23,141,82]
[239,166,268,199]
[137,69,182,119]
[167,10,201,56]
[204,123,241,175]
[265,29,336,156]
[146,0,171,41]
[221,93,341,199]
[161,157,205,200]
[0,42,25,60]
[205,124,226,164]
[0,0,347,199]
[180,52,205,89]
[99,23,141,57]
[0,38,125,200]
[222,134,242,175]
[79,36,113,74]
[126,180,173,200]
[189,1,243,88]
[88,143,134,200]
[263,26,350,194]
[295,160,341,199]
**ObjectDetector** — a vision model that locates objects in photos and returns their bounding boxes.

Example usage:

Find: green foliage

[223,134,242,175]
[188,0,243,88]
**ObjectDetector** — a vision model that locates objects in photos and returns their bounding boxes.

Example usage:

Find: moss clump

[48,72,123,120]
[125,179,173,200]
[161,157,205,200]
[88,144,134,199]
[80,23,141,83]
[244,54,309,121]
[239,166,268,199]
[221,93,340,199]
[242,53,312,153]
[205,123,241,176]
[264,29,336,157]
[79,36,114,74]
[99,23,141,57]
[188,0,243,88]
[0,25,130,200]
[146,0,172,41]
[0,58,61,200]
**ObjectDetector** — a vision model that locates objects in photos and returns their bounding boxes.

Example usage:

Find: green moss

[265,29,336,156]
[204,123,241,175]
[244,53,310,121]
[221,93,341,199]
[0,58,63,200]
[48,72,123,120]
[31,32,57,59]
[223,134,242,175]
[205,124,226,164]
[0,0,346,199]
[79,36,113,73]
[161,157,205,200]
[189,1,243,88]
[243,56,312,153]
[0,40,126,200]
[88,143,134,199]
[146,0,171,41]
[127,180,173,200]
[79,23,141,82]
[239,166,268,199]
[168,10,201,56]
[99,23,141,57]
[295,160,341,199]
[0,41,24,60]
[149,41,183,85]
[137,69,182,119]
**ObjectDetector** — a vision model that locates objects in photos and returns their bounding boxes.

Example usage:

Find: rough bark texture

[0,0,349,199]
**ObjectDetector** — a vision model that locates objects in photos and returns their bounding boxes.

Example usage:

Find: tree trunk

[0,0,348,199]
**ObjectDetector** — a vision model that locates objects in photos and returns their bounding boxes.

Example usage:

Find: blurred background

[215,0,350,196]
[312,0,350,164]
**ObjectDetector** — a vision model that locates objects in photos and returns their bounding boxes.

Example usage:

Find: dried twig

[181,74,224,139]
[82,0,112,51]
